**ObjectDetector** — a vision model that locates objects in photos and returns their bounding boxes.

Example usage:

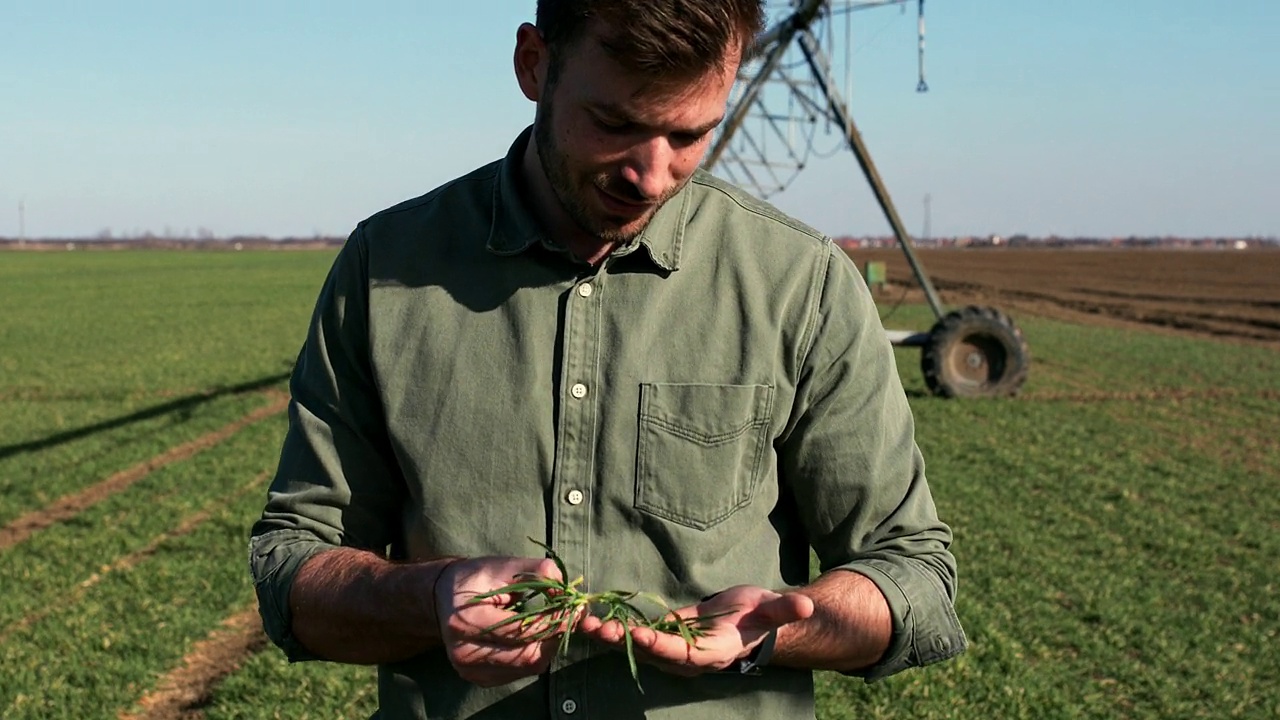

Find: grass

[1,250,1277,718]
[0,420,281,634]
[855,305,1280,719]
[0,389,277,526]
[1,429,278,716]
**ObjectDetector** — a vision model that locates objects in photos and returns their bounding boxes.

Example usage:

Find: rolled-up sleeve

[248,227,407,662]
[780,243,966,681]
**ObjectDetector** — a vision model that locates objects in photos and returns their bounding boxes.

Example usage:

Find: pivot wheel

[921,306,1029,398]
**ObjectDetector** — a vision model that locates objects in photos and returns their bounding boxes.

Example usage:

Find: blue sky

[2,0,1276,240]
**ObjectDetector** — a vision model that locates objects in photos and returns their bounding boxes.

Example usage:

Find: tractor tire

[921,305,1029,398]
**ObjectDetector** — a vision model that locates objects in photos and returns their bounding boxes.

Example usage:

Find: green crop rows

[1,250,1276,719]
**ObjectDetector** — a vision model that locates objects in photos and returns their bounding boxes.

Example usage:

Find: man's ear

[514,23,549,102]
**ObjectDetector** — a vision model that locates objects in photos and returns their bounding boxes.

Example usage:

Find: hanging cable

[916,0,928,92]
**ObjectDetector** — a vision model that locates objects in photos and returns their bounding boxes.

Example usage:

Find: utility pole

[18,200,25,248]
[923,193,931,243]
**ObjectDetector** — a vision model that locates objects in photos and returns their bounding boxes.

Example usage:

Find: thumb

[751,592,815,628]
[534,557,563,582]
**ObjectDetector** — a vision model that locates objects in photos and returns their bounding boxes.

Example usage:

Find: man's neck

[519,136,615,266]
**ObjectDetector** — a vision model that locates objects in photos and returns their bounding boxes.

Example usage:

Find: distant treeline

[1,235,1276,251]
[0,237,346,251]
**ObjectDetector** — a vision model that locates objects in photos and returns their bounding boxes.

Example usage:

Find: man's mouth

[596,187,652,215]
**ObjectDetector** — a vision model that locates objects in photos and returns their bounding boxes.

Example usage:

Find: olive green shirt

[249,129,965,720]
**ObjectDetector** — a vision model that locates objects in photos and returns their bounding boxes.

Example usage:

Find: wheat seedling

[466,538,732,690]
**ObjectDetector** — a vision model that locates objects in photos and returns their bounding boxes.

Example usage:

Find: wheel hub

[948,336,1006,386]
[920,305,1030,398]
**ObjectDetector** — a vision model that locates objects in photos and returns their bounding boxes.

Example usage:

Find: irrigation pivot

[704,0,1029,398]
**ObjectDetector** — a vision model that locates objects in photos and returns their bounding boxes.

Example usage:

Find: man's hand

[577,585,815,676]
[435,555,570,687]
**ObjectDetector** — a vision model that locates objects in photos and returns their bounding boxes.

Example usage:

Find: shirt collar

[486,127,546,257]
[486,126,686,272]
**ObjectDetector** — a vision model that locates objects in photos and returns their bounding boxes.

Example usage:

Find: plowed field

[850,247,1280,346]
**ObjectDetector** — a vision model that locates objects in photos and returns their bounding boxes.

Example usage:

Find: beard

[533,99,684,245]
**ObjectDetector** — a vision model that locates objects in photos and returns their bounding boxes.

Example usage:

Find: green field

[1,250,1276,719]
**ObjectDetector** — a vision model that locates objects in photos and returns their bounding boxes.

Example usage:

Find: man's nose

[619,137,673,202]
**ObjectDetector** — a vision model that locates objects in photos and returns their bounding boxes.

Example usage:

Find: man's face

[531,29,741,244]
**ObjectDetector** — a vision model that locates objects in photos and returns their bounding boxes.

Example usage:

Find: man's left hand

[576,585,814,676]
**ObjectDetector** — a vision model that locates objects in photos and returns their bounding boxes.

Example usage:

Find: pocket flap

[639,383,773,446]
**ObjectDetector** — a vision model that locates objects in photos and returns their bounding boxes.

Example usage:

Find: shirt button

[570,383,588,399]
[577,283,593,298]
[566,489,584,505]
[561,698,578,714]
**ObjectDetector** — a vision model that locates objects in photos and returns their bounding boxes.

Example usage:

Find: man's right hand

[434,555,568,687]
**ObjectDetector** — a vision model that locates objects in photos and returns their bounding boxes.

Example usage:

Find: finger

[452,606,564,646]
[534,557,563,582]
[748,592,815,628]
[576,614,602,634]
[454,625,565,664]
[575,614,610,638]
[458,589,515,608]
[575,616,629,644]
[452,641,552,686]
[629,625,696,664]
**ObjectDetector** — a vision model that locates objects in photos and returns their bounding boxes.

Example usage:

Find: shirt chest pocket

[635,383,775,531]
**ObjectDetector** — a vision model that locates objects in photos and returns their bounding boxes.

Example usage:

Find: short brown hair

[536,0,764,81]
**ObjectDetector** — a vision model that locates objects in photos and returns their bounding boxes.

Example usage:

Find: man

[249,1,966,718]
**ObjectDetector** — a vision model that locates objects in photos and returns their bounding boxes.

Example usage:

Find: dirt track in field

[0,472,270,646]
[850,247,1280,347]
[1,391,289,716]
[0,391,289,552]
[120,606,269,720]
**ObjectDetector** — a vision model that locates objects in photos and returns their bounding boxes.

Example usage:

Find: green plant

[467,538,732,690]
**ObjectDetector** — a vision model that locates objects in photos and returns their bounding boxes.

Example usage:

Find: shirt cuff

[248,528,339,663]
[832,558,967,682]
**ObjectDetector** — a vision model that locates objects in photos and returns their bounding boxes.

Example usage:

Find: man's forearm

[290,547,457,664]
[772,570,892,672]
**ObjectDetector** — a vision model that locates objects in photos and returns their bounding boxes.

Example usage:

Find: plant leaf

[478,608,562,635]
[468,579,562,602]
[527,536,570,583]
[623,625,642,694]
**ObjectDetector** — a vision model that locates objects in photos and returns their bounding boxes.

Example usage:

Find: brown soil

[0,391,289,551]
[118,606,269,720]
[850,247,1280,347]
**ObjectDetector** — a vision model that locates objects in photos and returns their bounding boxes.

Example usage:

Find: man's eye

[595,117,631,133]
